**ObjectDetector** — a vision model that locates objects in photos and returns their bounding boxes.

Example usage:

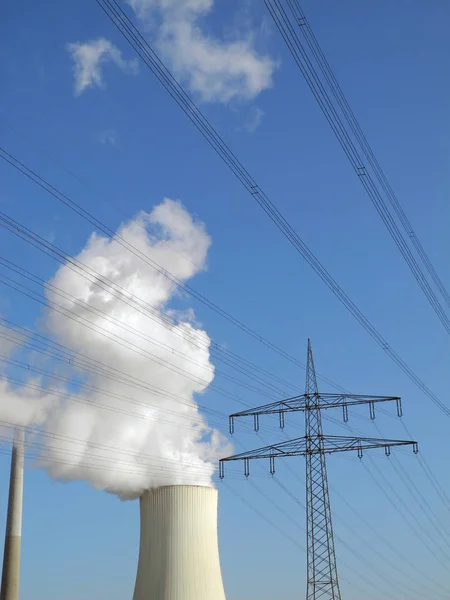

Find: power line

[390,453,450,548]
[0,358,235,434]
[399,418,450,511]
[272,382,450,546]
[0,274,284,436]
[333,406,450,548]
[264,0,450,337]
[363,457,449,571]
[0,322,218,412]
[226,474,425,600]
[0,321,279,436]
[0,431,263,483]
[0,262,273,410]
[323,405,450,565]
[327,417,450,569]
[0,116,208,275]
[275,453,450,597]
[85,1,450,419]
[221,479,305,550]
[319,395,450,520]
[331,483,450,597]
[254,408,450,595]
[0,446,262,482]
[0,209,301,396]
[369,421,450,549]
[246,398,447,596]
[283,0,450,311]
[275,474,448,600]
[0,255,282,403]
[221,341,419,600]
[0,422,218,477]
[267,458,449,599]
[0,145,349,394]
[0,147,312,375]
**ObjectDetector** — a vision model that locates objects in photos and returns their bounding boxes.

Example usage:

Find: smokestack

[133,485,227,600]
[0,429,24,600]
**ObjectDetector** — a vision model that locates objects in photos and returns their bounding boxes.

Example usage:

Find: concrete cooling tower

[133,485,227,600]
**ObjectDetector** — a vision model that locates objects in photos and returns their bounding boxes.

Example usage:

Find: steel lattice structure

[219,340,418,600]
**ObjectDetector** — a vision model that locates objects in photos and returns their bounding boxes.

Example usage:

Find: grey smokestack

[0,429,24,600]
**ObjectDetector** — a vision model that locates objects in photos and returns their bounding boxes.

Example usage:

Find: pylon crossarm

[228,394,403,433]
[218,435,418,478]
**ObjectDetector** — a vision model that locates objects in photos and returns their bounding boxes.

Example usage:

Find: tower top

[305,339,318,395]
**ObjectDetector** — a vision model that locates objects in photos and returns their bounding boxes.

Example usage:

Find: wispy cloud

[127,0,275,103]
[67,37,138,96]
[98,129,117,146]
[243,106,264,133]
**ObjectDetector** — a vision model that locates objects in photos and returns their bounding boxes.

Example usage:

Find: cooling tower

[133,485,227,600]
[0,429,24,600]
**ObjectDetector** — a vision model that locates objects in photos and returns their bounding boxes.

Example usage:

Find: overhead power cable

[274,436,448,598]
[259,474,435,600]
[0,255,285,403]
[0,262,271,407]
[0,356,240,435]
[333,408,450,549]
[363,457,449,571]
[0,321,216,410]
[277,453,450,597]
[0,321,287,437]
[399,419,450,511]
[270,418,450,591]
[335,411,450,562]
[369,421,450,549]
[266,448,447,599]
[0,209,300,396]
[390,453,450,550]
[0,438,259,484]
[281,0,450,312]
[80,0,450,418]
[0,268,284,434]
[0,146,345,395]
[313,386,450,525]
[0,321,268,434]
[0,421,218,477]
[235,432,447,600]
[331,484,450,597]
[0,116,209,276]
[221,480,305,551]
[0,445,257,483]
[264,0,450,335]
[225,477,415,600]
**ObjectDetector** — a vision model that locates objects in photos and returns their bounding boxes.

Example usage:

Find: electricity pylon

[219,340,418,600]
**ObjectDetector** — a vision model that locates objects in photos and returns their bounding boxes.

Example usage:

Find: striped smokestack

[0,429,24,600]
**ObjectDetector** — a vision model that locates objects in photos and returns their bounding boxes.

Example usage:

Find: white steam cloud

[0,199,231,499]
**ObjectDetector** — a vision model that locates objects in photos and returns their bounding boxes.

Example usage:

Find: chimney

[0,429,24,600]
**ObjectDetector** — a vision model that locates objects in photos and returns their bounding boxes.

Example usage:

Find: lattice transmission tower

[219,340,418,600]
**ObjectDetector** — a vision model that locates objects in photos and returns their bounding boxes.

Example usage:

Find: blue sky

[1,0,450,599]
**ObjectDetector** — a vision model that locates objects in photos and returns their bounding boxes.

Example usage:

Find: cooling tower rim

[140,484,217,496]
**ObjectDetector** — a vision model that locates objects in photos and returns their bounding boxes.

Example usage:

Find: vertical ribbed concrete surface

[0,430,24,600]
[133,485,227,600]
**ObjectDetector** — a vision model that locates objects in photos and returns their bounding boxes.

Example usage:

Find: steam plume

[0,199,230,499]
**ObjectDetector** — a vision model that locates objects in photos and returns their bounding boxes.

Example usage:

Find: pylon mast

[304,339,340,599]
[219,340,418,600]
